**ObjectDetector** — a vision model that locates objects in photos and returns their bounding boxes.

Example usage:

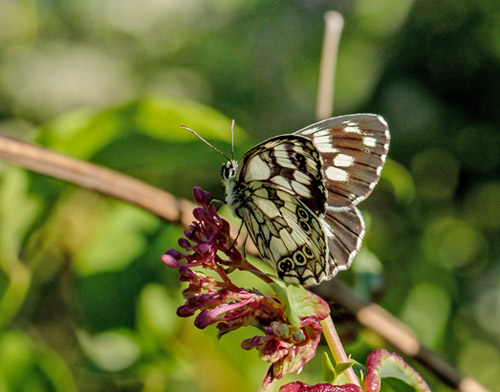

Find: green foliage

[0,0,499,391]
[363,350,430,392]
[270,282,329,327]
[0,330,77,391]
[321,352,356,385]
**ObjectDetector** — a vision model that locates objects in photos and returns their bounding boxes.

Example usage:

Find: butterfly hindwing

[295,114,390,208]
[237,182,328,286]
[323,207,365,275]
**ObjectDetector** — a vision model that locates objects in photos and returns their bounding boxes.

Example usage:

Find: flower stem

[244,262,275,284]
[320,316,360,386]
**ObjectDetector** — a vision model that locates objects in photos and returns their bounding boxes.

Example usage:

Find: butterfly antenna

[180,125,231,161]
[230,119,235,160]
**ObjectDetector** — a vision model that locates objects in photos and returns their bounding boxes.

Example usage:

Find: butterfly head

[221,160,238,181]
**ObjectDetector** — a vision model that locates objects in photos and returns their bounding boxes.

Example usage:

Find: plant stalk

[320,316,360,387]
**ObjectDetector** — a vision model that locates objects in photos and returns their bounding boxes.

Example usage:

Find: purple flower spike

[193,186,211,205]
[163,187,330,387]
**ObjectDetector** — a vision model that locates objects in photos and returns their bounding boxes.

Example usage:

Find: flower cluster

[163,187,330,386]
[243,316,324,386]
[280,382,361,392]
[163,187,431,392]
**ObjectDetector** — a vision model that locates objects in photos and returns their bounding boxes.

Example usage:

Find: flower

[242,316,324,387]
[162,186,242,272]
[163,187,330,386]
[279,382,362,392]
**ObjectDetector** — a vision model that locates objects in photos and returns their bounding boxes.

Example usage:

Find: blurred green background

[0,0,499,391]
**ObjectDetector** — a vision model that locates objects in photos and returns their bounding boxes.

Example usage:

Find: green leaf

[0,168,40,262]
[269,281,300,327]
[269,283,330,327]
[0,168,38,327]
[134,96,246,142]
[38,96,245,159]
[77,329,141,372]
[335,360,356,377]
[322,352,336,383]
[0,330,77,392]
[381,158,415,204]
[323,351,357,385]
[73,200,159,276]
[400,283,451,349]
[286,284,331,320]
[365,349,430,392]
[137,283,180,341]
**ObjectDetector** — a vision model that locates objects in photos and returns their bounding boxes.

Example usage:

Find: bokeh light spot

[475,286,500,339]
[400,282,451,348]
[411,149,459,201]
[464,182,500,230]
[458,340,500,390]
[423,217,485,269]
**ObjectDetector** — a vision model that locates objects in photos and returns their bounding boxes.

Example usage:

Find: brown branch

[0,135,194,228]
[316,11,344,120]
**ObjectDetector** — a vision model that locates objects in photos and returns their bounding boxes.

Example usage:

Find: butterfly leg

[207,197,225,210]
[228,219,245,252]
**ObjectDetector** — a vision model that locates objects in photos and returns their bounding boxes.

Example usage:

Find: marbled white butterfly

[188,114,389,287]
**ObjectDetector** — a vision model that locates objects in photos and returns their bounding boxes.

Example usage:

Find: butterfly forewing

[295,114,390,208]
[237,135,327,215]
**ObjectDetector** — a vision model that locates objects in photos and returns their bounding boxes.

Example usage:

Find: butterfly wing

[236,182,329,286]
[229,114,389,286]
[236,135,327,216]
[323,206,365,275]
[295,114,389,276]
[295,114,390,208]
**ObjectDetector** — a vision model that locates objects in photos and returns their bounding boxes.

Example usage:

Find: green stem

[243,261,274,284]
[320,316,360,387]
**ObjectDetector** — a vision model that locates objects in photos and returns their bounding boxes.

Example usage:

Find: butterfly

[186,114,390,287]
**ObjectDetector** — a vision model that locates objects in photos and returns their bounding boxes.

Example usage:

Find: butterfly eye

[221,163,235,180]
[293,250,307,266]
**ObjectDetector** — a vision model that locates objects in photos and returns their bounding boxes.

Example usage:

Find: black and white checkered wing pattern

[236,183,329,286]
[236,135,327,215]
[295,114,390,208]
